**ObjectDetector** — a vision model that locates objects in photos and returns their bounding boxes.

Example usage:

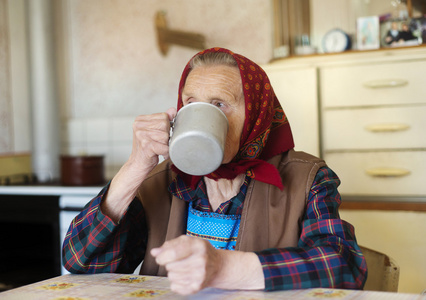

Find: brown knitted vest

[136,149,326,276]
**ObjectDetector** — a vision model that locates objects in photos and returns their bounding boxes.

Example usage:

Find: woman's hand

[128,107,177,176]
[151,235,221,295]
[101,107,177,222]
[151,235,265,295]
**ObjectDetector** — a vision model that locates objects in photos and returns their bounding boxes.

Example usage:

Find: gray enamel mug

[169,102,229,176]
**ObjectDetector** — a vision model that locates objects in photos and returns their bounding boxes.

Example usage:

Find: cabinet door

[264,66,319,157]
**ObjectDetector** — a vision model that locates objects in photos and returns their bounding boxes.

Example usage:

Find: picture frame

[380,18,422,48]
[357,16,380,50]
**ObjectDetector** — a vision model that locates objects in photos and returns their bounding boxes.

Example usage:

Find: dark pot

[60,155,105,186]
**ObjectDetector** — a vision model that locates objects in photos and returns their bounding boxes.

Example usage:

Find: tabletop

[1,273,425,300]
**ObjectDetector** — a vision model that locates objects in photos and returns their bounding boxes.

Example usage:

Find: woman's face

[181,65,245,164]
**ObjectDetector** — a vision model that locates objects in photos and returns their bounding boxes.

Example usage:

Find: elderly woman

[62,48,367,295]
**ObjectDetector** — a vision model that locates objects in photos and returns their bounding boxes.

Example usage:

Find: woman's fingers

[151,236,221,294]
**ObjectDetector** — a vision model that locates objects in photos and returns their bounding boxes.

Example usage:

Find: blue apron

[186,205,241,250]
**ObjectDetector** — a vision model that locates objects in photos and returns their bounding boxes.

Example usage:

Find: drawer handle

[365,123,410,132]
[363,79,408,89]
[366,168,411,177]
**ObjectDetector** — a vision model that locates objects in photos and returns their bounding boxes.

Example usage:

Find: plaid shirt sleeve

[256,167,367,291]
[62,185,148,274]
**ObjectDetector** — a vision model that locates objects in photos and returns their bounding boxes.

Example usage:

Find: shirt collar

[169,175,250,215]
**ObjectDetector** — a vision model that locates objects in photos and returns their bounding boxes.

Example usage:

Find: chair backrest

[360,245,400,292]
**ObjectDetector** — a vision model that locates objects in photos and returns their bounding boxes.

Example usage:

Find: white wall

[8,0,31,154]
[310,0,396,52]
[2,0,274,177]
[56,0,274,178]
[0,0,32,155]
[0,0,12,153]
[61,0,273,120]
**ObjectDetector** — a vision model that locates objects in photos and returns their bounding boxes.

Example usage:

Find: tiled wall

[62,116,134,180]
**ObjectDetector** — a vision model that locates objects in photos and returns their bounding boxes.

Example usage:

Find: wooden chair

[360,246,400,292]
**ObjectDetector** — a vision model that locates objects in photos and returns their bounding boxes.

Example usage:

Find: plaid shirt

[62,166,367,290]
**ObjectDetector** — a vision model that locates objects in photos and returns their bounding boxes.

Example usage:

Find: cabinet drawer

[323,105,426,150]
[320,60,426,108]
[325,151,426,197]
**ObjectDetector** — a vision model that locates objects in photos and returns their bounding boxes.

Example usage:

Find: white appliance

[59,195,95,275]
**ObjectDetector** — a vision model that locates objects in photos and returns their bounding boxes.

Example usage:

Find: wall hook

[155,11,206,56]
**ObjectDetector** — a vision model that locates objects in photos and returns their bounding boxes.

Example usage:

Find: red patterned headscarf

[175,47,294,189]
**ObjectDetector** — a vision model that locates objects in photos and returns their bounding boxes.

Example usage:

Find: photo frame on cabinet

[357,16,380,50]
[380,18,422,47]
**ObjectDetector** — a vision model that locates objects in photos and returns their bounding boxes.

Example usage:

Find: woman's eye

[214,102,224,108]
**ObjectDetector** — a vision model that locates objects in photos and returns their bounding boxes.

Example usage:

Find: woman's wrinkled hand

[151,235,222,295]
[102,107,176,223]
[128,107,177,176]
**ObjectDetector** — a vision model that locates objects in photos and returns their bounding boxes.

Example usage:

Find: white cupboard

[262,65,320,157]
[319,50,426,198]
[264,46,426,200]
[264,47,426,294]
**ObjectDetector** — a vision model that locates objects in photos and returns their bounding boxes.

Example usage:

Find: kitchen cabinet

[262,64,319,157]
[320,49,426,199]
[265,47,426,294]
[264,46,426,200]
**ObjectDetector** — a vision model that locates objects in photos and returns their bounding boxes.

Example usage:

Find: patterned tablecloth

[1,273,425,300]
